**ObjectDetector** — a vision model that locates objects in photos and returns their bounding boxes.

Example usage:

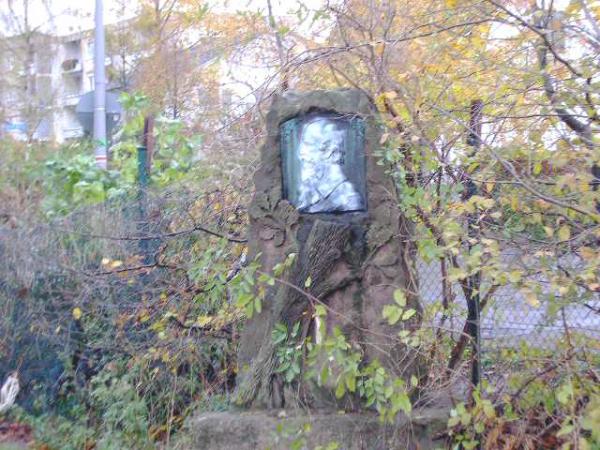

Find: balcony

[62,58,82,73]
[62,126,84,139]
[62,93,81,106]
[3,121,28,134]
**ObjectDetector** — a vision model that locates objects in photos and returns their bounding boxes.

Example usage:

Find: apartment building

[1,16,295,144]
[1,30,55,141]
[1,27,125,142]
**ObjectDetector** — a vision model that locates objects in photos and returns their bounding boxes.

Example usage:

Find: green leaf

[286,253,297,265]
[285,368,296,383]
[402,309,416,321]
[557,383,573,404]
[305,276,312,288]
[460,412,472,426]
[273,263,284,276]
[398,330,410,338]
[556,423,574,437]
[383,305,402,325]
[462,440,479,450]
[392,392,412,414]
[292,321,300,337]
[320,364,329,384]
[474,421,485,434]
[508,270,522,283]
[345,375,356,393]
[448,415,460,427]
[314,304,327,317]
[335,381,346,399]
[384,384,394,399]
[558,225,571,241]
[276,361,290,373]
[236,292,253,308]
[393,289,406,307]
[258,273,270,283]
[272,323,288,344]
[482,400,495,419]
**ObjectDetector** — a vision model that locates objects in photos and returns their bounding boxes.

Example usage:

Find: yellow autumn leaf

[72,307,82,320]
[110,260,123,268]
[400,73,413,84]
[481,198,495,209]
[524,292,540,308]
[508,271,522,283]
[558,285,569,295]
[558,225,571,241]
[483,182,495,194]
[197,315,212,326]
[305,276,312,288]
[530,213,542,224]
[535,199,551,210]
[579,247,596,261]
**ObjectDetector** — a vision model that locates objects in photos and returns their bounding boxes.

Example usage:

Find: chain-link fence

[1,176,598,419]
[417,253,600,382]
[0,183,247,413]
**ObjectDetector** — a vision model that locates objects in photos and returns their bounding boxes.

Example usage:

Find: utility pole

[94,0,107,169]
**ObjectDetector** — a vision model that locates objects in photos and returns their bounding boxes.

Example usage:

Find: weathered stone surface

[185,409,448,450]
[235,89,420,409]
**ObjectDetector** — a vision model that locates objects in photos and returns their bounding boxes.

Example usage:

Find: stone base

[184,409,448,450]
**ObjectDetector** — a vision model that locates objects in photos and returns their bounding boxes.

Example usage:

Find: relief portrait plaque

[281,113,366,213]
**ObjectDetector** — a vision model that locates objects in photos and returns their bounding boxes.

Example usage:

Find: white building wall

[3,23,291,143]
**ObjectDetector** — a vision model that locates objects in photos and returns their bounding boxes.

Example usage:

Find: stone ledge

[185,408,448,450]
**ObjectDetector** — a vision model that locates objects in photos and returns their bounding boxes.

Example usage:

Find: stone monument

[185,90,449,450]
[235,89,421,409]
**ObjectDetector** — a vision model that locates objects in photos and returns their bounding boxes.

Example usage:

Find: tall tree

[0,0,56,144]
[283,0,599,386]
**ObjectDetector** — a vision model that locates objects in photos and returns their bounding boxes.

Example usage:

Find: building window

[87,41,95,59]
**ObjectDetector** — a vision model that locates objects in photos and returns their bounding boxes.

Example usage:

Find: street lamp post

[93,0,107,169]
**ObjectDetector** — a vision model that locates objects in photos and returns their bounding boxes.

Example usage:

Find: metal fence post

[467,100,483,390]
[137,145,149,262]
[465,99,483,450]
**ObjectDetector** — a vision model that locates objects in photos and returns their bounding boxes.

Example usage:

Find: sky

[1,0,576,44]
[1,0,323,36]
[0,0,134,35]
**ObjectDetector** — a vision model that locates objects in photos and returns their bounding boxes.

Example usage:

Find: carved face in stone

[296,117,363,213]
